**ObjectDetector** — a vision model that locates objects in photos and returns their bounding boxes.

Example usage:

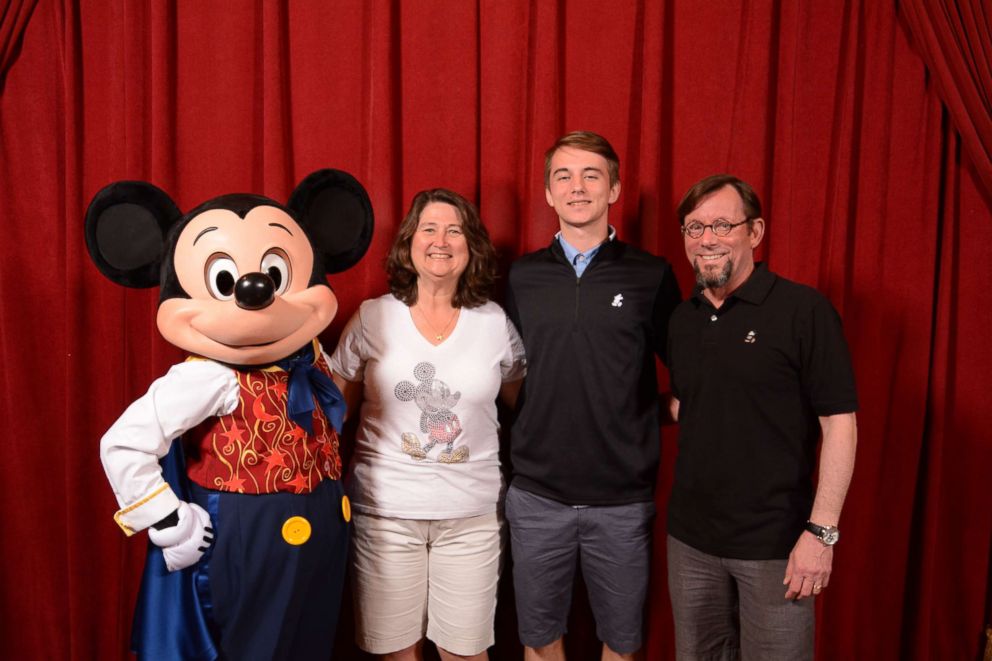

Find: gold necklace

[416,304,459,342]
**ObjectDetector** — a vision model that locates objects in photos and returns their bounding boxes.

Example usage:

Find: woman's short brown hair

[386,188,498,308]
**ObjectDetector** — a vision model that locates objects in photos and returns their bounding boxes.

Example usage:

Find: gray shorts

[504,484,654,654]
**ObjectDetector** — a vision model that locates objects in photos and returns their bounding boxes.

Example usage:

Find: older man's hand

[783,531,833,600]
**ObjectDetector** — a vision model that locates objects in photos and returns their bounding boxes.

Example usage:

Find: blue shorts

[504,484,654,654]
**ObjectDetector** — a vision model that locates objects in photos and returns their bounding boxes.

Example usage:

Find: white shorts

[350,511,504,656]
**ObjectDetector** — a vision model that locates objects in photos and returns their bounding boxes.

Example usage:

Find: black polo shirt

[666,264,858,559]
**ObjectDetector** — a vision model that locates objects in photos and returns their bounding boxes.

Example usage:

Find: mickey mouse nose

[235,272,275,310]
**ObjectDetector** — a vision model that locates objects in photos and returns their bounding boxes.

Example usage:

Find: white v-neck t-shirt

[330,294,526,519]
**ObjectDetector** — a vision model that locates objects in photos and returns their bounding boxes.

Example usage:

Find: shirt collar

[555,226,617,265]
[692,262,776,306]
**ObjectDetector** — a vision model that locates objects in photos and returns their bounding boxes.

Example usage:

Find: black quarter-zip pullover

[505,238,681,505]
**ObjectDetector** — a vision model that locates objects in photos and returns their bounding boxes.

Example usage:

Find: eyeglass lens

[683,220,744,238]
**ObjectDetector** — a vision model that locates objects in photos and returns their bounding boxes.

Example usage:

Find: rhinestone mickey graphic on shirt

[394,361,468,463]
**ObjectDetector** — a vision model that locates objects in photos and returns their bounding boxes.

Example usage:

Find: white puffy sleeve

[100,360,240,536]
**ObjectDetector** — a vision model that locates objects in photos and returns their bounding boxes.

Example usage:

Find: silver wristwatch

[805,521,840,546]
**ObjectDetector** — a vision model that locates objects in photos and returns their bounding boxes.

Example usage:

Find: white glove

[147,501,214,572]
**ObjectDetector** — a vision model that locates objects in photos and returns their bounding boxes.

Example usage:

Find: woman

[330,188,525,661]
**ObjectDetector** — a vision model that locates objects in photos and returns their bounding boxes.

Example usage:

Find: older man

[666,174,858,660]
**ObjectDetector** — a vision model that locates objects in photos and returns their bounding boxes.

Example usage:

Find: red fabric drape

[900,0,992,197]
[1,1,989,659]
[0,0,38,85]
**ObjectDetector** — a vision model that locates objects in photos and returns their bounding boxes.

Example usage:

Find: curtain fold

[0,0,38,85]
[900,0,992,197]
[1,2,989,659]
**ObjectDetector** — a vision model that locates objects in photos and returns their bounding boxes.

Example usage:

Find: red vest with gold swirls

[184,352,342,494]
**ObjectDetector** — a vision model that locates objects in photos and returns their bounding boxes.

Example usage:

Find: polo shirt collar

[692,262,776,306]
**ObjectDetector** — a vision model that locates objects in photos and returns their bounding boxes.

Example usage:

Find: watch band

[805,521,840,545]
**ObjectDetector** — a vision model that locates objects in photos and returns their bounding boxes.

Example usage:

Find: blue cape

[130,442,217,661]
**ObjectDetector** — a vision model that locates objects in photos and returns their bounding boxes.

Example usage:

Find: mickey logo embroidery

[611,293,624,308]
[745,330,757,344]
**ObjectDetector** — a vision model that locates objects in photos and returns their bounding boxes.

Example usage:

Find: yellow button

[281,516,312,545]
[341,495,352,523]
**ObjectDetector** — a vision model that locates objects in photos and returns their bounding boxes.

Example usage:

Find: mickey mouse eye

[205,255,239,300]
[260,250,291,295]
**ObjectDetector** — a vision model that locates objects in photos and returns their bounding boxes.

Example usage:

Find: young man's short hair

[544,131,620,187]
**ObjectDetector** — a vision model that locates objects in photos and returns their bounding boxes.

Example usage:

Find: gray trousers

[667,535,814,661]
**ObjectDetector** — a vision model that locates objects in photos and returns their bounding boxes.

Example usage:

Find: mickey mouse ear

[84,181,181,288]
[288,169,374,274]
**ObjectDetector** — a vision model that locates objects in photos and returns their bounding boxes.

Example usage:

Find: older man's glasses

[681,219,750,239]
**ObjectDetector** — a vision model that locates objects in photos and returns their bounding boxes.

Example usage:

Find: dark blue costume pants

[189,478,350,661]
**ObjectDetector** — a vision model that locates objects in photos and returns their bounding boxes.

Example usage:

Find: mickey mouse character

[86,170,373,661]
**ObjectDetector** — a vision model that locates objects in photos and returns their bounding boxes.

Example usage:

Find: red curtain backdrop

[1,1,989,659]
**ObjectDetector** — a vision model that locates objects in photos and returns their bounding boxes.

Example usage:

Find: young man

[504,131,681,660]
[666,174,858,660]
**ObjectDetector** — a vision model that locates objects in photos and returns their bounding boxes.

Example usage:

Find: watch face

[823,529,840,545]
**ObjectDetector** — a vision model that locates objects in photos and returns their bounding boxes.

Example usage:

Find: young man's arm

[651,261,682,365]
[654,261,682,424]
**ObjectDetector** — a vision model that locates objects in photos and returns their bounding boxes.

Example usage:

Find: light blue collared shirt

[557,226,617,277]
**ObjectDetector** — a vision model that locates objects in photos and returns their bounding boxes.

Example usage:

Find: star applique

[287,473,310,494]
[263,449,287,471]
[271,379,288,399]
[221,475,246,492]
[287,425,308,443]
[222,425,246,445]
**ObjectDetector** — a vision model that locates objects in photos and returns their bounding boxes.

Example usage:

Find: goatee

[694,260,732,289]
